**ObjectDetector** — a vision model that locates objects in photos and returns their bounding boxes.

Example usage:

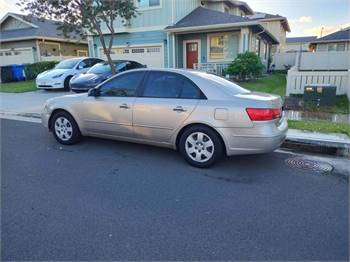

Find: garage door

[0,48,34,66]
[100,45,164,68]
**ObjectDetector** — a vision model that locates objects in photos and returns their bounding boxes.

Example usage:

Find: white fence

[286,67,350,99]
[194,63,230,76]
[273,52,297,70]
[273,51,350,71]
[299,51,350,71]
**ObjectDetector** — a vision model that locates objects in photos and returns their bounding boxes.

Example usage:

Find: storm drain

[285,157,334,174]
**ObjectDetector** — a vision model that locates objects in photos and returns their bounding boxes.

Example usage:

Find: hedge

[24,61,59,80]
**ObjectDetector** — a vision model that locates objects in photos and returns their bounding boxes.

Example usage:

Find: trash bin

[11,64,25,81]
[303,84,336,107]
[0,66,13,83]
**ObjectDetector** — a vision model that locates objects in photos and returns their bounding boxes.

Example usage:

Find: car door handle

[120,104,130,109]
[173,106,187,112]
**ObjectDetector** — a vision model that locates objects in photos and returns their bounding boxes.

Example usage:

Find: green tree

[18,0,138,74]
[227,52,265,80]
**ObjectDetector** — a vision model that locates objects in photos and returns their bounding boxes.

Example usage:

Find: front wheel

[63,76,73,91]
[51,111,81,145]
[179,126,224,168]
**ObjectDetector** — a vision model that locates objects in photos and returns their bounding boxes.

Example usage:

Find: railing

[193,63,230,76]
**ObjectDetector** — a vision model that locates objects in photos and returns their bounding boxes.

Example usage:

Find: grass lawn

[239,73,286,97]
[288,120,350,137]
[240,73,349,114]
[0,80,36,93]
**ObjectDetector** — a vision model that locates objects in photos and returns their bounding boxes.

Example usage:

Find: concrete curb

[284,129,350,157]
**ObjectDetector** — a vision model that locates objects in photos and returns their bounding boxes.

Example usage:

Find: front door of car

[133,71,202,143]
[82,71,145,138]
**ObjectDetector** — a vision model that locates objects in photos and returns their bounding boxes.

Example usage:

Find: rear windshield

[87,62,127,75]
[197,72,250,95]
[55,58,81,69]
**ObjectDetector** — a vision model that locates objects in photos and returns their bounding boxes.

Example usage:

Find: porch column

[239,27,250,54]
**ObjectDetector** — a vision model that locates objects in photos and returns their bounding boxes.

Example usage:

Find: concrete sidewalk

[0,90,67,116]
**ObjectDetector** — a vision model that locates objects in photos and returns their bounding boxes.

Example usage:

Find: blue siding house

[89,0,284,75]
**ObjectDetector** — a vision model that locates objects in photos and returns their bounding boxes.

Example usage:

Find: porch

[165,7,279,75]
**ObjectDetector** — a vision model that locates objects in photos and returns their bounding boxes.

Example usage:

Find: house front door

[186,42,199,69]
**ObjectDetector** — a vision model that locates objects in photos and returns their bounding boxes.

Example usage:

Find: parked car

[70,60,145,93]
[42,69,288,168]
[36,57,103,90]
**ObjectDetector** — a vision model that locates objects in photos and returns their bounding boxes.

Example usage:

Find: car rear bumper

[217,115,288,156]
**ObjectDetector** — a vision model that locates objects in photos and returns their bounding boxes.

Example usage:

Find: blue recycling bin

[11,64,25,81]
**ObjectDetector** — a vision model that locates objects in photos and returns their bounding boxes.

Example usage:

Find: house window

[209,33,236,61]
[137,0,160,9]
[5,51,12,56]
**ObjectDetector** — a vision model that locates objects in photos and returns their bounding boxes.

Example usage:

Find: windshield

[87,62,127,75]
[55,58,81,69]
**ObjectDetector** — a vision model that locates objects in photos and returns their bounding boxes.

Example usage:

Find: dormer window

[137,0,161,9]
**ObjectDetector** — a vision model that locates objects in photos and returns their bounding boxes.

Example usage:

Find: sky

[1,0,349,37]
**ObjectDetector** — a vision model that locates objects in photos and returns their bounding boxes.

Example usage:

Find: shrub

[24,61,59,80]
[226,52,265,80]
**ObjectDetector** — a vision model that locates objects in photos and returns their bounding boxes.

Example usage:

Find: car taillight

[246,108,282,121]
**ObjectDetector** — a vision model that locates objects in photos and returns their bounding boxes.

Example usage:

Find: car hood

[71,73,108,84]
[38,69,70,78]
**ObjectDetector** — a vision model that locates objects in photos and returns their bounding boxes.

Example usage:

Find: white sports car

[36,57,103,91]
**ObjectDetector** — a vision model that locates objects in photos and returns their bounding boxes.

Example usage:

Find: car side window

[99,72,144,97]
[142,72,181,98]
[142,71,202,99]
[78,59,90,69]
[180,77,201,99]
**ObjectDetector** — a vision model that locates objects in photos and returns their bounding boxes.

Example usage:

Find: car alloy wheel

[54,117,73,141]
[179,125,224,168]
[51,111,81,145]
[185,132,214,163]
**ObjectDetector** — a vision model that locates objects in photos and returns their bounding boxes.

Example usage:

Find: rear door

[133,71,203,143]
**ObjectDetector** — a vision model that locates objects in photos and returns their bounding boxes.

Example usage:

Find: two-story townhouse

[89,0,280,74]
[247,12,290,54]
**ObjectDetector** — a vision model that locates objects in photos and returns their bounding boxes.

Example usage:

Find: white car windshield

[55,58,81,69]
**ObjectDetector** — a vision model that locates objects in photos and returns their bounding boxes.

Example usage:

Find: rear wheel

[63,76,73,91]
[179,126,224,168]
[51,111,81,145]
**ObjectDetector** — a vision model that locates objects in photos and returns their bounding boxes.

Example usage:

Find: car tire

[63,76,73,91]
[179,125,224,168]
[51,111,81,145]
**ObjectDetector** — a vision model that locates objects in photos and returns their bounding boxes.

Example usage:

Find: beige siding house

[0,13,88,66]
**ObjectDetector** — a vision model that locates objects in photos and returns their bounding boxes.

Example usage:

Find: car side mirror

[78,65,84,70]
[88,88,100,97]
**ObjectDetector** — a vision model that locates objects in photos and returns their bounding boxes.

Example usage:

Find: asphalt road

[1,119,349,261]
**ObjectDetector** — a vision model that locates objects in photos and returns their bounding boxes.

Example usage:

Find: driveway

[0,90,67,116]
[1,119,348,261]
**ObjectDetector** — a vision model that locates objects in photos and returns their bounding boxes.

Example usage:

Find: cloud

[290,16,313,24]
[304,22,350,37]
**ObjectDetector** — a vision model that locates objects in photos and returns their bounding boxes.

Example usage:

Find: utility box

[303,84,336,107]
